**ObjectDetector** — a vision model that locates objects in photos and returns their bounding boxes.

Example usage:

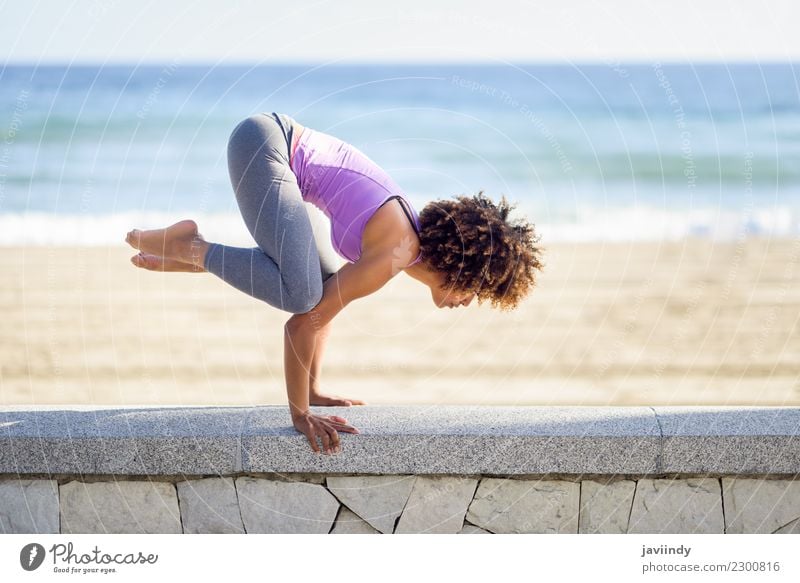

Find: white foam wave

[535,205,800,242]
[0,205,797,246]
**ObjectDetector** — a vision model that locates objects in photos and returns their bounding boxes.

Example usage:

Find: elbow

[285,312,307,335]
[284,311,320,338]
[284,313,321,362]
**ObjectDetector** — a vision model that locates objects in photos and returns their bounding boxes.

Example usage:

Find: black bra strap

[388,195,420,234]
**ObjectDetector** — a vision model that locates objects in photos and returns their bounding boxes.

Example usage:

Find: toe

[131,252,150,269]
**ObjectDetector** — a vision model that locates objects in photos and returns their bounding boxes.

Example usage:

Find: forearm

[308,319,332,394]
[283,316,318,420]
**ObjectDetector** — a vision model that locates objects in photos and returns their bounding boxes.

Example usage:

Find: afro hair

[417,191,544,311]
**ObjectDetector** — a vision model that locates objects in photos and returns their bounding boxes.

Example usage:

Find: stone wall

[2,475,800,534]
[2,405,799,534]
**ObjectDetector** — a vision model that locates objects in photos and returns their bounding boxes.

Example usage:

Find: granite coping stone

[0,406,247,475]
[1,405,798,476]
[655,407,800,474]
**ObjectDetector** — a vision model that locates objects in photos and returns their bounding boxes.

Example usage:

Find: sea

[0,62,798,245]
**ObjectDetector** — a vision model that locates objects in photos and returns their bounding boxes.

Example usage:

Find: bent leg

[204,114,324,314]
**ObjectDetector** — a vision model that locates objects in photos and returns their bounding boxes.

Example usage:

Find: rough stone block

[459,522,491,534]
[327,475,415,534]
[236,477,339,533]
[579,479,636,534]
[466,478,580,533]
[330,506,381,534]
[0,479,59,534]
[394,476,479,534]
[722,478,800,534]
[177,477,244,534]
[60,480,181,533]
[774,518,800,534]
[628,478,723,534]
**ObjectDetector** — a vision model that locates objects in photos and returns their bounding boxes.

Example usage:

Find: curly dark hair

[417,191,544,311]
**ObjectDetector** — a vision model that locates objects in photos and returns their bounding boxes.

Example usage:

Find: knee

[228,114,265,150]
[284,281,323,315]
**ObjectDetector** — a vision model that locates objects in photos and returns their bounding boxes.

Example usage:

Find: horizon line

[2,58,798,67]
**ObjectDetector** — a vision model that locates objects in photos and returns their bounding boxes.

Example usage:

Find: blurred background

[1,0,798,407]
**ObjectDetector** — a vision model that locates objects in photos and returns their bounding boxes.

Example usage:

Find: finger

[325,419,360,434]
[305,430,321,455]
[319,428,332,454]
[321,415,360,433]
[335,424,360,434]
[327,426,340,453]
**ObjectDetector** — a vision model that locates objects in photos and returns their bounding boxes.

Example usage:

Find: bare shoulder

[291,122,306,157]
[361,198,421,269]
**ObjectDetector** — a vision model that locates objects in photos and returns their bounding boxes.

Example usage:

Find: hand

[309,391,367,407]
[292,412,360,455]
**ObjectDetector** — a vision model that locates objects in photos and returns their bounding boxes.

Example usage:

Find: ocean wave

[1,206,796,246]
[536,205,799,241]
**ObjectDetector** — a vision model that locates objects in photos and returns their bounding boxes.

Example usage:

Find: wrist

[291,408,310,422]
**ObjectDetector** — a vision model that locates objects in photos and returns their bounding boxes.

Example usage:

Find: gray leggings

[203,112,341,314]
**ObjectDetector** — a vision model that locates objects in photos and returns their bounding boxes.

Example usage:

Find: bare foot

[130,252,205,272]
[125,219,208,268]
[309,393,367,407]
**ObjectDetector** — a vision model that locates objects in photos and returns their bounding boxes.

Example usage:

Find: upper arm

[289,251,398,331]
[287,198,420,331]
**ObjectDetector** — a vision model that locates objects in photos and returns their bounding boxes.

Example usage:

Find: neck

[403,259,438,288]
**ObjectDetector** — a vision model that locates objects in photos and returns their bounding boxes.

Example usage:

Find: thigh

[226,114,322,282]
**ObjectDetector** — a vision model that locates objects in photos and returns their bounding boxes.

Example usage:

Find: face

[430,275,476,309]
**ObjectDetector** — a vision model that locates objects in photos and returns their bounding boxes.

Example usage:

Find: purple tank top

[290,126,423,265]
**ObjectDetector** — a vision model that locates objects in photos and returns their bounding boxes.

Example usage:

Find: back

[290,126,421,263]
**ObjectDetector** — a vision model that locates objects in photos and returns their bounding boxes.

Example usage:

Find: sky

[1,0,799,64]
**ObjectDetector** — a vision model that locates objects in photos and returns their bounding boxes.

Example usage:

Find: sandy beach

[1,238,798,408]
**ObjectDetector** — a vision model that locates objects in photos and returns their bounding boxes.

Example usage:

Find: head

[417,191,544,311]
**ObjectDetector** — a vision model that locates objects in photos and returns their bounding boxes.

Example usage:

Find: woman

[125,112,543,455]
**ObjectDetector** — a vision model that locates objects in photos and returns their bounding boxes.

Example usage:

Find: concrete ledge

[655,407,800,474]
[2,406,800,533]
[2,405,799,476]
